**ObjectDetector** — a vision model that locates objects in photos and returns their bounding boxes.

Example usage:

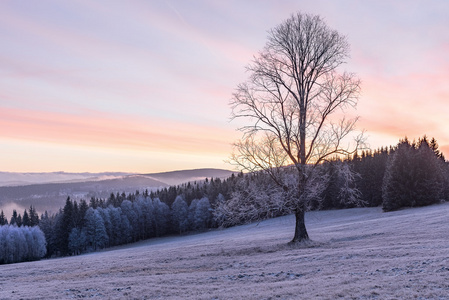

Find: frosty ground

[1,203,448,299]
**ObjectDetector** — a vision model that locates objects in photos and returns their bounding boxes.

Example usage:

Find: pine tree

[55,197,76,255]
[10,210,18,226]
[29,206,39,226]
[38,211,55,257]
[22,210,30,227]
[412,137,444,206]
[0,211,7,225]
[382,137,445,211]
[382,139,414,211]
[16,214,23,227]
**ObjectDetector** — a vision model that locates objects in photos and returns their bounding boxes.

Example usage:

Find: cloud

[0,107,237,154]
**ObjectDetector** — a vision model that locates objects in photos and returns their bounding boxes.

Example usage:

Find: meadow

[1,203,448,299]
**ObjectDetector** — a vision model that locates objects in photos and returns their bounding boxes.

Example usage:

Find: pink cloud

[0,107,237,156]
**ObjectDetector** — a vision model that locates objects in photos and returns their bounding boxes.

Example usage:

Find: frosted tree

[84,208,109,251]
[0,226,8,263]
[30,226,47,259]
[212,193,227,226]
[153,198,170,237]
[335,161,363,207]
[194,197,212,230]
[171,195,189,234]
[0,225,46,264]
[108,206,123,246]
[132,198,144,239]
[121,200,138,242]
[120,213,133,244]
[135,197,154,239]
[68,227,87,255]
[188,199,199,231]
[97,207,112,248]
[6,226,21,263]
[229,12,363,242]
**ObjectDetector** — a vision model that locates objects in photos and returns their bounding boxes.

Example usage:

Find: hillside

[144,168,235,186]
[0,168,234,217]
[1,203,448,299]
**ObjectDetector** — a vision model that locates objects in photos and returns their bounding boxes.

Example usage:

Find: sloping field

[1,203,448,299]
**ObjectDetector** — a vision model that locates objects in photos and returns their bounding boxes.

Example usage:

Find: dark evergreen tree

[382,137,446,211]
[22,210,30,227]
[382,139,415,211]
[10,210,18,226]
[68,227,86,255]
[16,214,22,227]
[29,206,39,226]
[0,211,7,225]
[39,211,56,257]
[78,200,89,228]
[55,197,76,255]
[412,137,444,206]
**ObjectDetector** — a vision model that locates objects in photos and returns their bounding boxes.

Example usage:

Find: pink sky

[0,0,448,173]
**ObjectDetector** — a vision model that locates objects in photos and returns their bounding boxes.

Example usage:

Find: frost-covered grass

[1,203,449,299]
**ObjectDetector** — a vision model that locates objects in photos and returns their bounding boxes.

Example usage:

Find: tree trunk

[290,209,309,243]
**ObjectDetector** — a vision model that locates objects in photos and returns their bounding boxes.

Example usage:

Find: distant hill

[0,172,131,187]
[0,168,234,217]
[144,168,235,186]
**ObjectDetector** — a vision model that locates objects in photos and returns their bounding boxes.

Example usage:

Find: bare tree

[229,12,363,243]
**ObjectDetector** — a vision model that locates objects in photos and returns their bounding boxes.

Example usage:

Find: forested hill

[0,169,234,217]
[143,168,235,186]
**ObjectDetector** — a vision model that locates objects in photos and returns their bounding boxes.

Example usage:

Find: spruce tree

[382,139,414,211]
[412,137,444,206]
[10,210,18,226]
[382,137,446,211]
[22,210,30,227]
[0,211,7,225]
[29,206,39,226]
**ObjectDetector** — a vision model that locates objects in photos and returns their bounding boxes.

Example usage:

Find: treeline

[38,189,230,257]
[215,136,449,226]
[0,205,40,227]
[305,136,448,211]
[1,136,448,262]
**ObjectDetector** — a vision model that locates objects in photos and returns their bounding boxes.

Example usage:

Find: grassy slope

[0,203,448,299]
